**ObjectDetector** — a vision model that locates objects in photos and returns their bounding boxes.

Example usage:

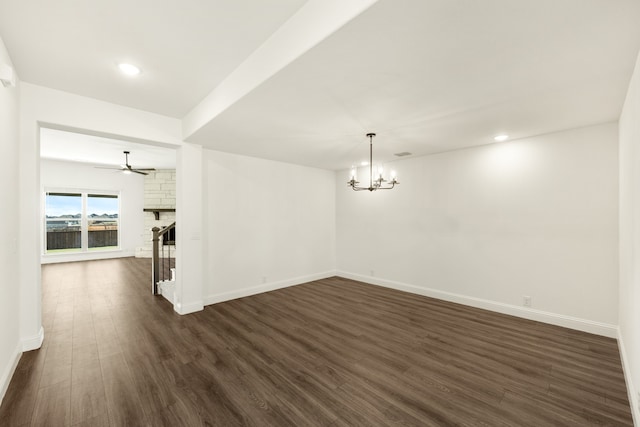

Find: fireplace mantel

[143,208,176,220]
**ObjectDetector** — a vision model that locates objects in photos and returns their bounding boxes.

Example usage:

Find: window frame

[43,188,121,256]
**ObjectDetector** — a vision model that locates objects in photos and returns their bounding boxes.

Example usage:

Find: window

[45,193,82,252]
[45,191,120,254]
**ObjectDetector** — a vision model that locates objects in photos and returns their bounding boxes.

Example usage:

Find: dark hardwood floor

[0,258,633,426]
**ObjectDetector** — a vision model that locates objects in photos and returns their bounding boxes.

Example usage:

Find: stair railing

[151,222,176,294]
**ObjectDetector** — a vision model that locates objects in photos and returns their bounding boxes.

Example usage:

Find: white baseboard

[159,281,175,305]
[41,249,135,264]
[22,326,44,351]
[204,270,337,306]
[174,301,204,315]
[618,330,639,425]
[0,342,22,408]
[336,271,618,338]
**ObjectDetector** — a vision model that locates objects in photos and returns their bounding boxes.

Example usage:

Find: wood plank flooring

[0,258,633,426]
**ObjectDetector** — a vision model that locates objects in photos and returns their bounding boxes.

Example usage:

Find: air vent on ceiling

[394,152,412,157]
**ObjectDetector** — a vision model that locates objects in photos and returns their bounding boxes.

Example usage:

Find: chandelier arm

[348,178,370,191]
[379,181,397,190]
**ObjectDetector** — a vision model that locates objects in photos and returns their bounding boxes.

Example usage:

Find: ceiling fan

[96,151,156,175]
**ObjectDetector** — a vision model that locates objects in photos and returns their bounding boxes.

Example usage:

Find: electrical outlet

[262,276,267,284]
[523,296,532,307]
[370,270,375,277]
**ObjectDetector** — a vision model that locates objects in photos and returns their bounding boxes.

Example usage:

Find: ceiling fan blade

[94,151,154,175]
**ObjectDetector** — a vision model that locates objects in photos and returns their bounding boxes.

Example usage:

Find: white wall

[0,37,21,406]
[19,83,185,352]
[337,123,619,336]
[40,159,145,263]
[174,143,204,314]
[619,50,640,423]
[203,149,336,303]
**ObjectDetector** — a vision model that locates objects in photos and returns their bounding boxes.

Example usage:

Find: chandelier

[348,133,399,191]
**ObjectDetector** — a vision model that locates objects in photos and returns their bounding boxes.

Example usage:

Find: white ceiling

[0,0,306,118]
[188,0,640,169]
[40,128,177,169]
[2,0,640,170]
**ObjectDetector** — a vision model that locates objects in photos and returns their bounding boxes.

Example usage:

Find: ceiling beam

[182,0,379,141]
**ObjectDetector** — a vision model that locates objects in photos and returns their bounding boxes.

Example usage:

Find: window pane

[87,194,118,249]
[45,193,82,252]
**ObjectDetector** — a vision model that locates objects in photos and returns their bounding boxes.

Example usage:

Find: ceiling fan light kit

[348,133,399,192]
[95,150,156,175]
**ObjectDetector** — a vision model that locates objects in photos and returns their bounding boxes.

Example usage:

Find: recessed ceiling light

[118,63,140,76]
[494,134,509,142]
[360,161,369,166]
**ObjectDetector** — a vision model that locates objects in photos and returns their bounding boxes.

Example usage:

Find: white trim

[174,301,204,315]
[618,330,639,425]
[41,249,134,264]
[0,342,22,408]
[336,271,618,338]
[203,270,337,306]
[22,326,44,352]
[159,281,175,305]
